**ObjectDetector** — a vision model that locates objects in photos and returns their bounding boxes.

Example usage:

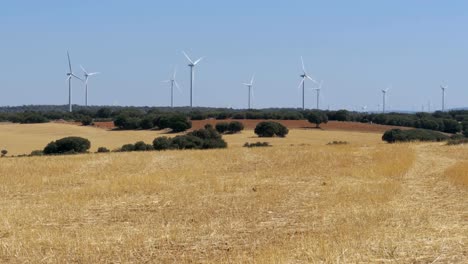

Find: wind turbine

[162,67,182,108]
[242,74,255,109]
[182,51,204,108]
[66,51,82,112]
[298,56,317,110]
[80,65,100,107]
[361,105,368,113]
[381,86,390,113]
[312,80,323,110]
[440,84,448,111]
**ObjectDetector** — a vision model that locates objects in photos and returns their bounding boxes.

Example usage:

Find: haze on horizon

[1,0,467,111]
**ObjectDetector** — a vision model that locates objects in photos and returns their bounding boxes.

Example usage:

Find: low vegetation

[327,140,349,145]
[43,136,91,155]
[382,128,449,143]
[1,149,7,157]
[243,142,271,148]
[153,127,227,150]
[215,121,244,134]
[306,110,329,128]
[254,121,289,137]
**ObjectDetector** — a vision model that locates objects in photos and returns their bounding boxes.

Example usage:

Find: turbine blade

[71,74,83,81]
[173,67,177,79]
[88,72,100,76]
[67,51,72,72]
[301,56,306,72]
[250,74,255,85]
[307,75,318,83]
[193,57,204,65]
[297,78,305,90]
[80,65,88,75]
[161,80,171,83]
[182,51,194,64]
[174,81,182,93]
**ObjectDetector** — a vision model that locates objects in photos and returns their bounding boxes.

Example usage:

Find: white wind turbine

[162,67,182,108]
[66,51,83,112]
[361,105,368,113]
[440,84,448,111]
[182,51,204,108]
[298,56,318,110]
[381,86,390,113]
[242,74,255,109]
[80,65,100,107]
[312,80,323,110]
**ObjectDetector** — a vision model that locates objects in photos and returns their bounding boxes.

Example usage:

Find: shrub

[1,149,7,157]
[442,119,462,134]
[327,141,349,145]
[153,137,173,150]
[140,116,155,129]
[43,137,91,155]
[447,138,468,145]
[254,121,289,138]
[81,116,93,126]
[335,110,350,121]
[227,121,244,133]
[307,111,328,128]
[134,141,154,151]
[114,115,141,130]
[215,122,229,133]
[382,129,449,143]
[463,130,468,138]
[152,127,227,151]
[120,144,135,152]
[30,150,44,156]
[97,147,110,153]
[243,142,271,148]
[156,114,192,132]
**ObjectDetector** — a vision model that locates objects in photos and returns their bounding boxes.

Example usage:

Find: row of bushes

[215,121,244,134]
[382,129,449,143]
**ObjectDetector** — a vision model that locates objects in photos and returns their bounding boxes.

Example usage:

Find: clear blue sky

[1,0,467,111]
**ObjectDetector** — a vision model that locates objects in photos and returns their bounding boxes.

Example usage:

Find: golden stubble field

[0,123,467,263]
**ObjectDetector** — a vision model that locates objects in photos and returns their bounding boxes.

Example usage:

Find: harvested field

[0,123,466,263]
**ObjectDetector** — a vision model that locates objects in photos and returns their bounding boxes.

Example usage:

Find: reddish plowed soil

[57,120,408,133]
[191,119,409,133]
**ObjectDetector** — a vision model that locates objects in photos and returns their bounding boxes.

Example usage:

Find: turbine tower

[182,51,204,108]
[440,84,448,111]
[162,68,181,108]
[242,74,255,109]
[312,80,323,110]
[66,51,82,112]
[80,65,100,107]
[298,56,317,110]
[381,86,390,113]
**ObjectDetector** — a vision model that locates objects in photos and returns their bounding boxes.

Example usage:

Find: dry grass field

[0,123,467,263]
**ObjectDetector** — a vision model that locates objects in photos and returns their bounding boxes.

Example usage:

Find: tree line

[1,106,468,135]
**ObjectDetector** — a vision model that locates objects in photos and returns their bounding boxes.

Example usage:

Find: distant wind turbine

[312,80,323,110]
[440,84,448,111]
[183,51,204,108]
[381,86,390,113]
[298,56,318,110]
[242,74,255,109]
[66,51,83,112]
[162,67,182,108]
[80,65,100,107]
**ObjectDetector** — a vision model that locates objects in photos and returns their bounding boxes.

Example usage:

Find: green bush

[120,144,135,152]
[153,137,173,150]
[227,121,244,133]
[152,127,227,151]
[327,141,349,145]
[81,116,93,126]
[447,138,468,145]
[243,142,271,148]
[97,147,110,153]
[463,130,468,138]
[1,149,7,157]
[43,137,91,155]
[382,129,449,143]
[254,121,288,137]
[134,141,154,151]
[215,122,229,133]
[156,114,192,132]
[30,150,44,156]
[307,111,328,128]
